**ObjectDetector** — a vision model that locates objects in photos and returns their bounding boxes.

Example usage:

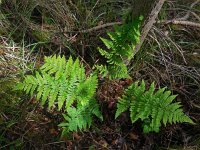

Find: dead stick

[78,22,122,33]
[159,20,200,28]
[134,0,166,55]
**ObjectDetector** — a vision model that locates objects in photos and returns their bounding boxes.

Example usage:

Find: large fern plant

[96,17,142,79]
[16,55,102,134]
[115,80,194,133]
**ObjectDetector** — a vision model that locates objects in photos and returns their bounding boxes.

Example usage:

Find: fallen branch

[63,22,122,34]
[71,0,199,34]
[79,22,122,33]
[158,20,200,28]
[134,0,166,55]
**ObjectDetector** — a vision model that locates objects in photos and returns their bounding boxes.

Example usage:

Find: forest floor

[0,0,200,149]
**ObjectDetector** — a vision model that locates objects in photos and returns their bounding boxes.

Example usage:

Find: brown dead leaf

[66,140,73,147]
[73,132,81,140]
[49,128,59,136]
[129,132,138,140]
[99,139,108,148]
[111,139,118,145]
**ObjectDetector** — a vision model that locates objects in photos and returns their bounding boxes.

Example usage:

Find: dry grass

[0,36,38,78]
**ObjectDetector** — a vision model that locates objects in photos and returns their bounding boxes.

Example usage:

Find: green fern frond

[17,55,92,109]
[116,80,194,133]
[115,97,130,119]
[108,64,130,79]
[59,98,102,133]
[97,17,142,79]
[59,107,90,132]
[89,98,103,121]
[76,74,98,106]
[95,65,109,78]
[16,55,103,134]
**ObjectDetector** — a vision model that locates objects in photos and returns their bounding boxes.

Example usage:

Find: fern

[59,98,103,135]
[16,55,102,134]
[115,80,194,133]
[96,17,142,79]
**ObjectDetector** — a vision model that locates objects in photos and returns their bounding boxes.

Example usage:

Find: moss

[0,78,22,111]
[32,29,52,43]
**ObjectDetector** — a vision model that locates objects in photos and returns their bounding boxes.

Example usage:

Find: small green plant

[96,17,142,79]
[115,80,194,133]
[16,55,102,134]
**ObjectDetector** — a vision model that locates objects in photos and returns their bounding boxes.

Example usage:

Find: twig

[86,0,100,21]
[134,0,166,55]
[158,20,200,28]
[191,12,200,22]
[177,0,200,21]
[60,21,122,34]
[78,22,122,33]
[152,26,187,64]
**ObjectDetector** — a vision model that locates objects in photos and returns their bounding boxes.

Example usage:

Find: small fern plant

[96,17,142,79]
[15,55,103,135]
[115,80,194,133]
